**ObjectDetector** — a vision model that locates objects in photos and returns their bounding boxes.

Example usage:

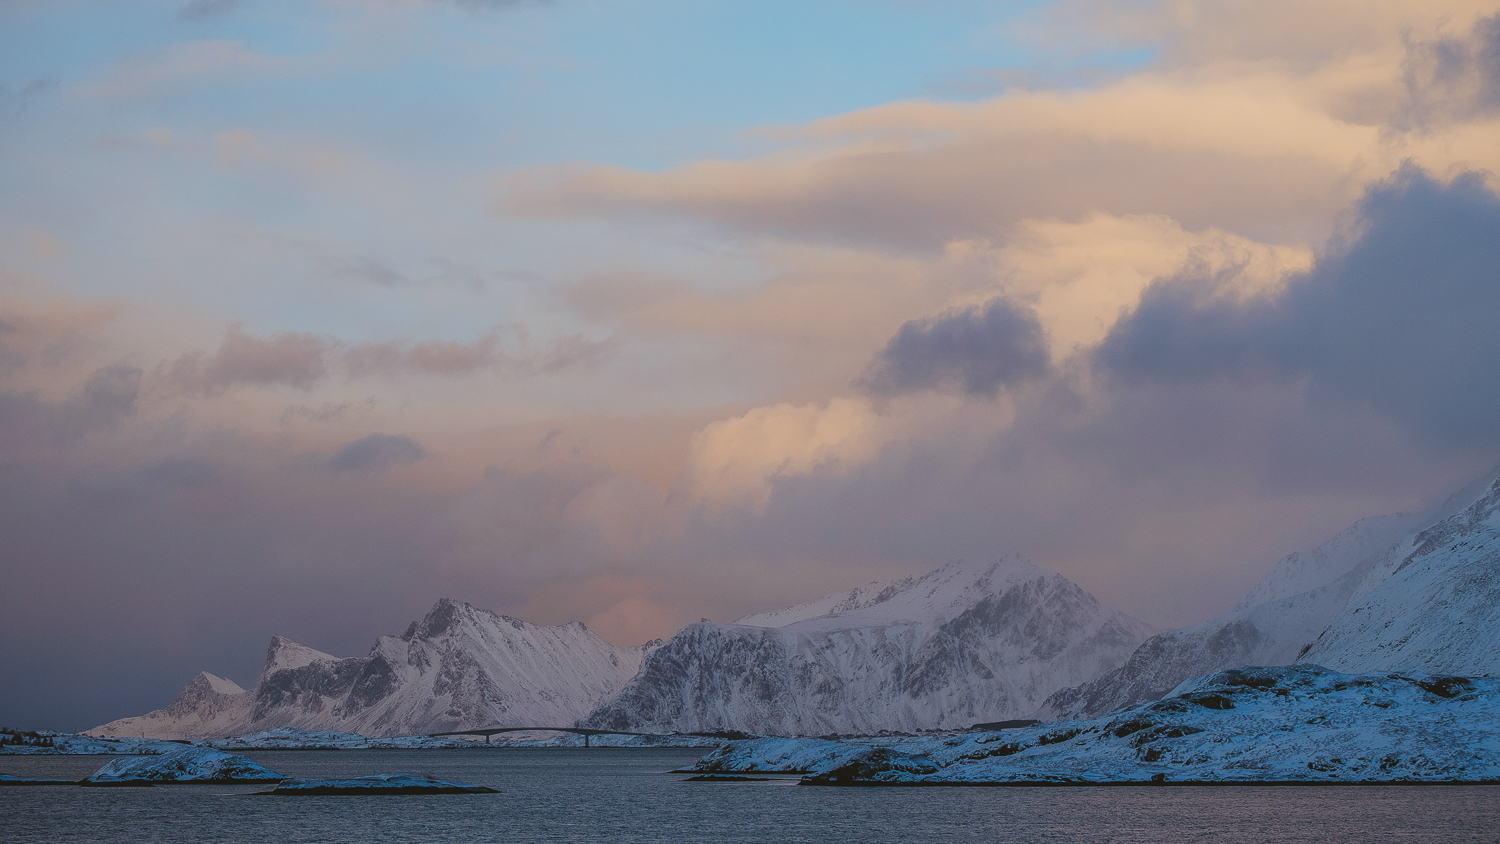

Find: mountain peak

[262,635,340,677]
[407,597,512,641]
[733,553,1044,630]
[190,672,245,697]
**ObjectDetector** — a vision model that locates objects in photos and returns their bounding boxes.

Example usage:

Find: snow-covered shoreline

[686,666,1500,786]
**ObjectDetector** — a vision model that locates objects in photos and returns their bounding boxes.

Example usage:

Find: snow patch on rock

[84,747,283,784]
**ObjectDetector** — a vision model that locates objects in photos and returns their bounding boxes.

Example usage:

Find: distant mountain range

[90,600,656,739]
[92,467,1500,739]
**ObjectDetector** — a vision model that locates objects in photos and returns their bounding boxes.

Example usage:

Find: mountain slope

[1041,469,1500,721]
[1304,477,1500,675]
[90,599,655,739]
[582,556,1155,735]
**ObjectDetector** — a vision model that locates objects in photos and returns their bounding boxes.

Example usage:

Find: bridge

[430,727,652,747]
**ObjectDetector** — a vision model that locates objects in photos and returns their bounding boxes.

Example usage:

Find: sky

[3,0,1499,732]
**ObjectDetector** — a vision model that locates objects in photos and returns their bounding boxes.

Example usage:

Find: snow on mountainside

[732,577,923,628]
[261,636,339,676]
[89,599,656,739]
[83,671,256,740]
[1233,513,1425,610]
[1041,468,1500,721]
[1304,477,1500,675]
[583,556,1156,735]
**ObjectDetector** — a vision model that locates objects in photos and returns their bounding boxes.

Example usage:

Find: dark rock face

[346,656,398,711]
[800,748,939,786]
[253,659,367,718]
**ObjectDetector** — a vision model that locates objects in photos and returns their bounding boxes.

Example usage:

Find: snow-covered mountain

[90,598,657,739]
[1304,475,1500,675]
[1041,469,1500,721]
[581,556,1156,735]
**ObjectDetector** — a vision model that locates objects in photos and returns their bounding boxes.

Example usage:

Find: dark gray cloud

[1097,164,1500,454]
[329,433,427,473]
[864,297,1049,397]
[1398,13,1500,129]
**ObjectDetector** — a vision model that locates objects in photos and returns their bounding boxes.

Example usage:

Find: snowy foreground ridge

[689,665,1500,784]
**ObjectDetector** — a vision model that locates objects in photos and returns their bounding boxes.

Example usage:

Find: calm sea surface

[5,748,1499,843]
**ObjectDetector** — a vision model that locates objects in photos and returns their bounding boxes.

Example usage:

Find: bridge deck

[429,726,651,746]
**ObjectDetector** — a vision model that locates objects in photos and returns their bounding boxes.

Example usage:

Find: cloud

[0,296,122,383]
[447,0,538,9]
[344,333,501,377]
[344,327,616,378]
[1096,164,1500,453]
[0,366,140,462]
[864,298,1049,398]
[0,76,56,117]
[159,322,614,395]
[501,72,1384,249]
[67,366,142,430]
[178,0,243,22]
[162,324,332,395]
[329,433,427,473]
[9,0,1500,736]
[1398,13,1500,129]
[689,398,884,511]
[75,40,291,98]
[1045,0,1488,67]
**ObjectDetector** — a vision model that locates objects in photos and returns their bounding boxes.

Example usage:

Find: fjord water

[5,748,1498,843]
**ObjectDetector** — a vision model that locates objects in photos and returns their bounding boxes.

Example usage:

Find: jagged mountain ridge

[582,555,1156,735]
[90,599,656,739]
[1041,468,1500,721]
